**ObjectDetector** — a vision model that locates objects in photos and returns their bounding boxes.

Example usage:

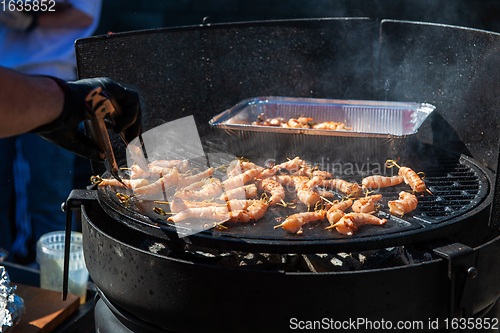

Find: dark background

[95,0,500,36]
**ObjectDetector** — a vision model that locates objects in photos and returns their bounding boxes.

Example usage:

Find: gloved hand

[0,10,37,32]
[31,77,142,161]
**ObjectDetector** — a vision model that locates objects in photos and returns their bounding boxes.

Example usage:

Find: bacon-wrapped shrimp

[388,191,418,217]
[130,165,177,179]
[133,168,179,194]
[361,175,404,190]
[352,194,383,214]
[174,177,223,201]
[320,178,362,197]
[170,197,256,213]
[226,159,264,177]
[169,199,266,224]
[149,159,189,172]
[326,199,353,225]
[170,197,220,213]
[92,176,149,190]
[222,168,262,190]
[167,206,230,223]
[256,178,285,206]
[274,210,326,234]
[177,167,215,188]
[219,184,258,201]
[327,213,387,235]
[229,200,269,223]
[386,160,429,194]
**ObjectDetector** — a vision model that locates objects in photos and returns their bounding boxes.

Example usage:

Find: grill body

[82,200,500,332]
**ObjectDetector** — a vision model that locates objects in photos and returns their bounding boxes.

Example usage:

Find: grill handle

[61,189,98,300]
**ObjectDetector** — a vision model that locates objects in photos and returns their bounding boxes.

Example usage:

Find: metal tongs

[62,86,147,300]
[83,86,148,184]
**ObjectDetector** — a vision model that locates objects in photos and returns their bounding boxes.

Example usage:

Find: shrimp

[281,118,309,128]
[92,176,149,189]
[251,114,285,126]
[130,165,176,179]
[222,168,261,190]
[361,175,404,190]
[170,197,256,213]
[320,178,362,197]
[388,191,418,217]
[227,159,264,177]
[260,157,306,178]
[386,160,429,194]
[326,199,353,225]
[229,200,269,223]
[149,159,189,172]
[294,165,333,179]
[219,184,258,201]
[312,121,351,131]
[174,177,223,200]
[133,168,179,194]
[167,206,230,223]
[177,167,215,188]
[256,178,285,206]
[327,213,387,235]
[295,176,323,207]
[352,194,383,213]
[170,197,220,213]
[274,210,326,234]
[267,174,309,187]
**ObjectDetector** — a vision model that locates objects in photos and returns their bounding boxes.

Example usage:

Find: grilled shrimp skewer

[388,191,418,217]
[361,175,404,190]
[328,213,387,235]
[260,157,306,178]
[174,178,223,201]
[177,167,215,188]
[229,200,269,223]
[352,194,383,214]
[219,184,258,201]
[168,200,268,223]
[326,199,353,226]
[275,210,326,234]
[222,168,261,190]
[170,197,257,213]
[386,160,430,194]
[256,178,285,206]
[149,159,189,172]
[227,160,264,177]
[320,178,362,197]
[133,168,179,194]
[92,176,149,189]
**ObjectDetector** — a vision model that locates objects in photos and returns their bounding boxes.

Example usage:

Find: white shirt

[0,0,102,80]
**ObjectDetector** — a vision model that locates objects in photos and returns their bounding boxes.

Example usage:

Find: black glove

[31,77,142,161]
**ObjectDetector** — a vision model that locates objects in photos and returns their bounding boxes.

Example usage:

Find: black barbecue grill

[64,18,500,332]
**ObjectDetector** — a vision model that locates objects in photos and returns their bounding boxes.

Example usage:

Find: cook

[0,66,142,158]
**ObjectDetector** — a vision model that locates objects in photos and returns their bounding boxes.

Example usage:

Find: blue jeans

[0,133,75,263]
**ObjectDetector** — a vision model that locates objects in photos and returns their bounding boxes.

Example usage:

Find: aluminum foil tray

[209,97,435,161]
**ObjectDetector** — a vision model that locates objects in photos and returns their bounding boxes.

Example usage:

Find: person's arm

[0,66,142,161]
[0,66,63,138]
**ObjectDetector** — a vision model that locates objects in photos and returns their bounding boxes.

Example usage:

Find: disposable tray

[209,97,435,161]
